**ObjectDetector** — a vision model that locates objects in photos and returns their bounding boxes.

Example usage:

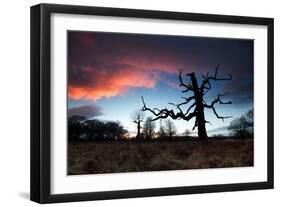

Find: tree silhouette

[157,120,166,138]
[69,117,128,141]
[68,115,86,141]
[84,119,104,141]
[164,119,177,138]
[105,121,128,141]
[228,109,253,138]
[142,65,232,142]
[183,129,191,137]
[130,109,145,139]
[143,117,156,139]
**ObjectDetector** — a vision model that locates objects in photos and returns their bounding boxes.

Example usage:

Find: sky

[67,31,254,136]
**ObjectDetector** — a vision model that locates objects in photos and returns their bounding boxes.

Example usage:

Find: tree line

[68,116,128,141]
[130,109,178,140]
[68,108,253,142]
[68,114,178,142]
[228,109,253,138]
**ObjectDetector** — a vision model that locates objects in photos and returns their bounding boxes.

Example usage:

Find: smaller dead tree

[164,119,177,138]
[143,117,156,139]
[130,109,145,139]
[157,120,166,138]
[183,129,191,137]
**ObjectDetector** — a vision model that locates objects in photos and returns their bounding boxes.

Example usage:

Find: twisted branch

[142,96,197,122]
[201,65,232,93]
[204,93,232,121]
[179,68,194,93]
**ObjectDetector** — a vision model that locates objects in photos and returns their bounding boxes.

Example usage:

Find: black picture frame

[30,3,274,204]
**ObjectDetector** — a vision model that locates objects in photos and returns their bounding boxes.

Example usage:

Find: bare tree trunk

[197,106,208,142]
[189,73,208,142]
[136,121,141,139]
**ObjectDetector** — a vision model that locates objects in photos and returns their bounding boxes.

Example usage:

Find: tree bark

[136,121,141,139]
[189,72,208,142]
[197,106,208,142]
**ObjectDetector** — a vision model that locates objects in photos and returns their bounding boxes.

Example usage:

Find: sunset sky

[67,31,253,136]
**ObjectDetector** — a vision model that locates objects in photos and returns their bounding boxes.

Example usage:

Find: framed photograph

[30,3,274,203]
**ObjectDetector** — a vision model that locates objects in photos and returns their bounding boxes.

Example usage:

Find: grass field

[68,138,253,175]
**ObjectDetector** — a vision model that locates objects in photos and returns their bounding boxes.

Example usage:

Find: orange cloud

[68,66,160,100]
[67,32,199,101]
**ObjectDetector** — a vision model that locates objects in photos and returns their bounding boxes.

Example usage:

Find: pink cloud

[68,65,160,100]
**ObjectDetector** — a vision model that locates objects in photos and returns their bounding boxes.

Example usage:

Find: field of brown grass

[68,138,253,175]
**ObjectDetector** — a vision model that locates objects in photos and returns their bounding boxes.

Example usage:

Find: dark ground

[68,138,253,175]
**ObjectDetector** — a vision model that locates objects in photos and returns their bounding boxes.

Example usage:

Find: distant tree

[68,115,128,142]
[84,119,104,141]
[68,115,86,141]
[212,133,224,138]
[164,119,177,138]
[84,119,128,141]
[157,120,166,138]
[244,109,254,135]
[228,118,247,138]
[143,117,156,139]
[130,109,145,139]
[105,121,128,141]
[228,109,254,138]
[183,129,191,137]
[105,121,119,141]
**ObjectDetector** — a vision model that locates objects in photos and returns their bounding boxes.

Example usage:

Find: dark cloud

[223,75,254,105]
[68,105,103,118]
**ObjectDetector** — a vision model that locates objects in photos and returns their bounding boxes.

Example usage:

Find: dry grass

[68,139,253,175]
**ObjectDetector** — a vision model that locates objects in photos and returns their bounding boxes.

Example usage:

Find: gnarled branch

[168,102,184,117]
[204,93,232,121]
[179,68,194,93]
[181,96,195,103]
[200,65,232,93]
[142,96,197,122]
[192,119,198,131]
[185,102,196,115]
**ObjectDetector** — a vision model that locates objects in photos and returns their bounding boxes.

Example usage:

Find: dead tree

[142,65,232,142]
[143,117,156,139]
[164,119,177,138]
[130,109,145,139]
